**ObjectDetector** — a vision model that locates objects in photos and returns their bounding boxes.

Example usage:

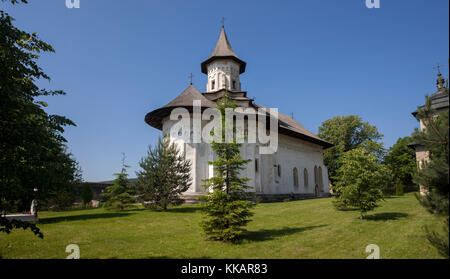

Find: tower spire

[200,25,246,74]
[201,24,247,92]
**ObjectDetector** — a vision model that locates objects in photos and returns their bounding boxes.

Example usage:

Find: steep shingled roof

[254,104,333,149]
[201,27,246,74]
[161,85,216,108]
[145,86,333,148]
[144,85,216,130]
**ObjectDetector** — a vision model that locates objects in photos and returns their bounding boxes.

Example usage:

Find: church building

[410,71,449,195]
[145,26,333,202]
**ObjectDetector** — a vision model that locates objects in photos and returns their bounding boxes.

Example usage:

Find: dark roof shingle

[201,27,246,74]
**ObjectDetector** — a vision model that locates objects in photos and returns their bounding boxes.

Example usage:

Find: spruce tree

[102,154,136,210]
[200,92,254,242]
[136,136,191,211]
[412,71,449,258]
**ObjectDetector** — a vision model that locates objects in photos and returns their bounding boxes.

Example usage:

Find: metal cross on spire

[221,17,225,28]
[434,63,442,74]
[188,73,194,85]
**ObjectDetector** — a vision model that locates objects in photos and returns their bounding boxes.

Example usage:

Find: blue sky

[3,0,449,181]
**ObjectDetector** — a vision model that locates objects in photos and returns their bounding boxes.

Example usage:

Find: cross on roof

[188,73,194,85]
[221,17,225,27]
[434,63,442,74]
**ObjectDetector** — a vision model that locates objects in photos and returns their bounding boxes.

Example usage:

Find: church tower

[145,23,332,201]
[201,26,246,93]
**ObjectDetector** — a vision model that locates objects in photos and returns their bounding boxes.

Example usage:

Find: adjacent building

[410,71,449,195]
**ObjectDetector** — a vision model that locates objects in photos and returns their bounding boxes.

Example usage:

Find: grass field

[0,193,445,259]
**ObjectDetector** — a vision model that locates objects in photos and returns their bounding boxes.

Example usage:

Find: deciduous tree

[333,147,385,219]
[318,115,384,185]
[1,0,79,237]
[384,136,417,191]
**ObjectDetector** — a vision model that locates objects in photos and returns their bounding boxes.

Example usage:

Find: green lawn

[0,193,445,259]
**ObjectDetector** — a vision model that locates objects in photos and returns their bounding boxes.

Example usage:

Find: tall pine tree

[200,92,254,242]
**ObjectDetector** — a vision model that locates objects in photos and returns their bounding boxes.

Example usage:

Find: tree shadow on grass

[39,212,134,224]
[243,225,328,242]
[364,212,409,221]
[166,206,202,214]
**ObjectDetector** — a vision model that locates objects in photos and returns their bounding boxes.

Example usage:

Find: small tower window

[277,164,281,177]
[255,159,259,172]
[232,80,236,90]
[211,80,215,90]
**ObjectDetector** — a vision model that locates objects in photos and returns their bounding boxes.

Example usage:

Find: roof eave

[278,127,334,149]
[201,56,247,74]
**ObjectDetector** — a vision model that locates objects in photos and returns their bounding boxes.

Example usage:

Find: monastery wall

[162,115,329,196]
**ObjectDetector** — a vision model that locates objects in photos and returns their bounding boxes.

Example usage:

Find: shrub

[395,180,404,196]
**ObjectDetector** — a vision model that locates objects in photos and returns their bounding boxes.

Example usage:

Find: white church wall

[163,114,221,193]
[161,115,329,196]
[260,134,329,195]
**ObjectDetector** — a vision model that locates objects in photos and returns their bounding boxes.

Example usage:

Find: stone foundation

[182,192,331,204]
[254,192,331,203]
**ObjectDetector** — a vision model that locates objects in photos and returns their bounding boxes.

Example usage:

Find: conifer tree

[412,70,449,258]
[200,92,254,242]
[102,154,136,210]
[136,136,191,211]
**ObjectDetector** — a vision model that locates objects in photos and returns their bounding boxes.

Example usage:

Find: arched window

[303,168,309,187]
[293,168,299,190]
[314,166,320,189]
[318,166,324,192]
[314,166,320,194]
[277,164,281,177]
